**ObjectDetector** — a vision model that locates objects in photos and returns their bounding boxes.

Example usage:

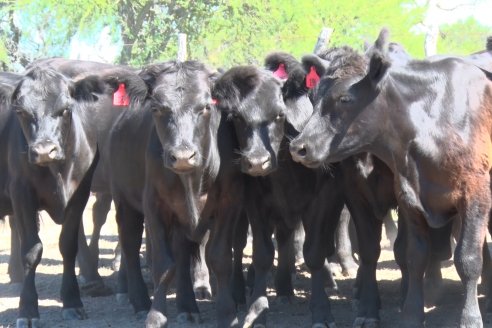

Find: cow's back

[0,72,22,216]
[109,106,152,211]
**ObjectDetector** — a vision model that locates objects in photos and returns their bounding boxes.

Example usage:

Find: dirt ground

[1,197,492,328]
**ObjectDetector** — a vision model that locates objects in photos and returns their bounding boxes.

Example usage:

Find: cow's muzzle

[28,141,63,165]
[241,154,273,176]
[167,148,199,173]
[289,142,321,168]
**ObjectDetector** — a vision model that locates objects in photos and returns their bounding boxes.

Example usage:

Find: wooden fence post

[313,27,333,53]
[177,33,187,61]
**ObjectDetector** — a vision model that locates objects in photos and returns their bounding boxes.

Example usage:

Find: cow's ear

[365,27,390,57]
[0,82,15,104]
[233,69,260,99]
[302,54,330,84]
[101,71,148,105]
[212,66,260,111]
[367,51,391,87]
[71,75,105,102]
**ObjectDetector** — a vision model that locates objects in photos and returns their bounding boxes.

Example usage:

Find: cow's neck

[50,111,96,204]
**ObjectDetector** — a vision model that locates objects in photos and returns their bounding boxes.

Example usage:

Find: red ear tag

[212,98,218,105]
[113,83,130,106]
[273,63,288,80]
[306,66,320,89]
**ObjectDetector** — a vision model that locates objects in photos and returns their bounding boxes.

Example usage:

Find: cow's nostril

[189,152,196,160]
[48,147,58,159]
[297,146,307,157]
[170,154,177,162]
[261,157,270,170]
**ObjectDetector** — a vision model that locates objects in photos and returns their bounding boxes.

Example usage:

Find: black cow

[213,55,346,327]
[311,43,400,327]
[108,60,243,328]
[0,72,24,284]
[1,64,146,327]
[290,38,492,327]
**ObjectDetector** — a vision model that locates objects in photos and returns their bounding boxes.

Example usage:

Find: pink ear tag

[212,98,218,105]
[306,66,320,89]
[113,83,130,106]
[273,63,288,80]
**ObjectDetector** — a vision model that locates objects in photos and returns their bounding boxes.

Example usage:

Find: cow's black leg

[174,231,201,323]
[115,201,150,316]
[303,191,342,328]
[58,166,99,321]
[455,193,489,327]
[11,186,43,327]
[232,210,248,306]
[243,209,274,328]
[192,231,212,300]
[400,207,429,328]
[76,219,108,297]
[207,205,239,328]
[482,237,492,312]
[383,212,398,248]
[8,215,24,284]
[144,210,175,328]
[424,223,452,308]
[348,206,382,328]
[274,225,295,302]
[394,211,408,310]
[89,192,112,263]
[335,206,358,277]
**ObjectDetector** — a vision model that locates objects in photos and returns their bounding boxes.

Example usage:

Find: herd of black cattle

[1,27,492,328]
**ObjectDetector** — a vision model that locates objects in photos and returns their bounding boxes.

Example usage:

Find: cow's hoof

[459,314,482,328]
[176,312,202,324]
[352,299,360,313]
[275,295,292,304]
[9,282,23,295]
[62,307,88,320]
[194,285,212,300]
[243,296,268,327]
[16,318,41,328]
[325,286,340,297]
[312,322,337,328]
[353,317,379,328]
[116,293,129,305]
[146,309,167,328]
[81,280,113,297]
[136,310,148,320]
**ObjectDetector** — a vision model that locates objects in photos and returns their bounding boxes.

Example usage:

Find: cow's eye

[275,112,285,121]
[339,95,352,104]
[152,106,170,114]
[202,105,211,114]
[60,107,71,117]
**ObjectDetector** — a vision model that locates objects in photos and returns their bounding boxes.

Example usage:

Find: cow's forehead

[16,74,71,110]
[238,79,284,121]
[152,70,211,106]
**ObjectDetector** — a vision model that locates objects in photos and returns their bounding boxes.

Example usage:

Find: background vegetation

[0,0,490,71]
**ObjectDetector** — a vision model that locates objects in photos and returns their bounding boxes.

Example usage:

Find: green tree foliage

[0,0,490,70]
[437,17,491,55]
[191,0,427,67]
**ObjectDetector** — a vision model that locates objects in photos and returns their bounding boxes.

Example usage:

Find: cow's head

[290,47,391,166]
[212,53,314,176]
[11,66,145,166]
[139,61,219,174]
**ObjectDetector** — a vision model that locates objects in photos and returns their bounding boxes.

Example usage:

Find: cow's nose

[169,149,198,172]
[244,155,272,176]
[29,142,60,165]
[290,143,307,162]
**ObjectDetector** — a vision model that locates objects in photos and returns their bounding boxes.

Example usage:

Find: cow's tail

[487,36,492,51]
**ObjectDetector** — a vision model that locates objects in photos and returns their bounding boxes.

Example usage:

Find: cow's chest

[396,140,491,228]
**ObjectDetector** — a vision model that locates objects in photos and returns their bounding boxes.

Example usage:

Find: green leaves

[0,0,490,70]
